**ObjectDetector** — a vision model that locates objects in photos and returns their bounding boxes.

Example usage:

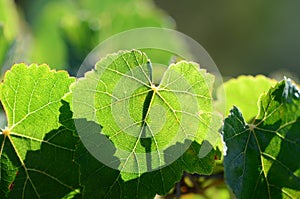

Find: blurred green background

[1,0,174,75]
[1,0,299,80]
[1,0,299,198]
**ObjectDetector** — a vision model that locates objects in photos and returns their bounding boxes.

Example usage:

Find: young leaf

[70,49,218,179]
[0,64,78,198]
[223,78,300,198]
[218,75,276,122]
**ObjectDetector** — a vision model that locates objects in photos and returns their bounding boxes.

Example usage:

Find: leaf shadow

[9,100,81,199]
[66,97,218,198]
[265,117,300,195]
[254,116,300,197]
[74,126,217,198]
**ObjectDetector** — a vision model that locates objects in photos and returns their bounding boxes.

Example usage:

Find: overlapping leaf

[0,64,79,198]
[218,75,276,122]
[223,78,300,198]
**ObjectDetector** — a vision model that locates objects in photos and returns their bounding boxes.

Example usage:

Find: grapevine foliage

[0,50,299,199]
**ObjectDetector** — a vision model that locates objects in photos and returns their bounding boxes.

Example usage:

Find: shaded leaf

[223,78,300,198]
[10,126,80,199]
[0,64,77,198]
[74,121,217,199]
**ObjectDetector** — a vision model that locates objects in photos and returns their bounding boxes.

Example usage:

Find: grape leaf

[70,49,218,180]
[223,78,300,198]
[218,75,276,122]
[8,101,81,198]
[0,64,78,198]
[74,119,217,199]
[69,49,220,198]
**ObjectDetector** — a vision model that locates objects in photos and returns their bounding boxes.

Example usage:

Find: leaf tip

[282,76,300,103]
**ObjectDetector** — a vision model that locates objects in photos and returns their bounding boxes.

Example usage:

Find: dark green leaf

[223,78,300,198]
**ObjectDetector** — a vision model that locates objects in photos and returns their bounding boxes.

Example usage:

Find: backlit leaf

[218,75,276,122]
[70,49,218,177]
[0,64,78,198]
[69,49,221,198]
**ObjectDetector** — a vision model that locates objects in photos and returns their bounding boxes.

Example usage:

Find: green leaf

[74,121,217,199]
[0,64,77,198]
[10,125,80,199]
[218,75,276,122]
[0,136,18,198]
[223,78,300,198]
[70,49,218,179]
[69,49,220,198]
